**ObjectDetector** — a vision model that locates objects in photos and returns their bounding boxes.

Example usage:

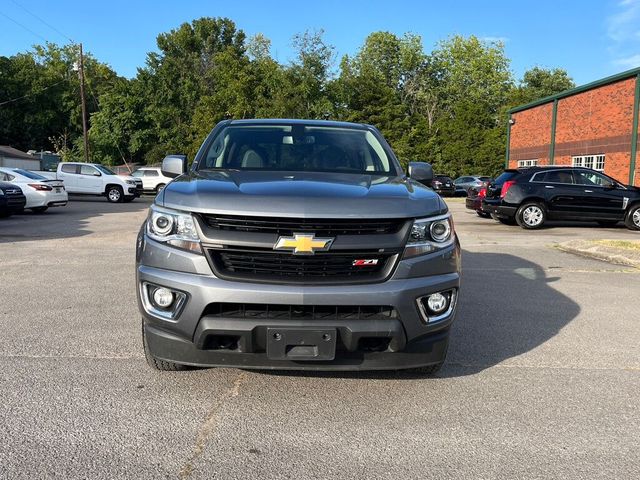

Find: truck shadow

[257,251,580,380]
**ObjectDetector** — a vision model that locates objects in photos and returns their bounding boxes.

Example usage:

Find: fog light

[152,287,174,309]
[426,292,448,314]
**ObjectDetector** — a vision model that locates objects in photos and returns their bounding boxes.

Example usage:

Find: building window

[572,154,605,171]
[517,159,538,168]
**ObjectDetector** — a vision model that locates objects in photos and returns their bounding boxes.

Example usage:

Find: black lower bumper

[483,200,517,218]
[144,320,450,371]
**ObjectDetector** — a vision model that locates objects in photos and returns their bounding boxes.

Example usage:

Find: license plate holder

[266,328,336,361]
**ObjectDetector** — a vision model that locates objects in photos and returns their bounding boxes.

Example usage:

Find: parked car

[453,175,492,196]
[432,175,456,197]
[36,162,143,203]
[465,185,491,218]
[0,181,26,218]
[483,166,640,230]
[131,167,173,193]
[0,167,67,213]
[138,119,461,373]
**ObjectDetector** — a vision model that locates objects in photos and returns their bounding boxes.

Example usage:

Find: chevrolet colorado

[136,119,461,373]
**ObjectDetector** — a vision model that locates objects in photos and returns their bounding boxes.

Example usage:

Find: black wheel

[106,185,123,203]
[123,196,135,203]
[515,202,546,229]
[597,220,619,228]
[31,206,48,214]
[156,183,166,193]
[625,205,640,231]
[476,210,491,219]
[142,322,186,371]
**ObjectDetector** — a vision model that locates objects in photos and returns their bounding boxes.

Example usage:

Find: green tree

[509,66,575,107]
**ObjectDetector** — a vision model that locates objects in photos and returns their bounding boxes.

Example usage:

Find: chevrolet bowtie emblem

[274,233,334,255]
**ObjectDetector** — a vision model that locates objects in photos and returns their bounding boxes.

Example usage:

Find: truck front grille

[200,214,405,236]
[206,246,400,284]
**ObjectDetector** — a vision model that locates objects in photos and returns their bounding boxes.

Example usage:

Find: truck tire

[123,196,135,203]
[515,202,547,229]
[106,185,123,203]
[142,322,187,371]
[625,205,640,231]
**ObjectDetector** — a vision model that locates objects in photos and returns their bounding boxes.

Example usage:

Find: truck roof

[227,118,373,130]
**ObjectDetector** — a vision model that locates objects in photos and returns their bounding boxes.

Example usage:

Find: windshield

[95,165,116,175]
[198,125,396,175]
[13,168,47,180]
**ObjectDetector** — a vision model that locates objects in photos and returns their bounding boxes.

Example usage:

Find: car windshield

[13,168,47,180]
[95,165,116,175]
[198,124,395,175]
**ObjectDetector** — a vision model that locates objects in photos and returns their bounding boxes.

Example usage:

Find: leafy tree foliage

[0,18,575,176]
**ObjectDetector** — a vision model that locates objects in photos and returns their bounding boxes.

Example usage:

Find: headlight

[404,214,454,258]
[126,180,136,185]
[146,204,201,253]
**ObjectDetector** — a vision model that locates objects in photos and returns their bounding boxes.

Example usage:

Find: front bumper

[137,233,461,371]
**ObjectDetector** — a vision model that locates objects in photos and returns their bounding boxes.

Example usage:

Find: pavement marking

[178,372,248,479]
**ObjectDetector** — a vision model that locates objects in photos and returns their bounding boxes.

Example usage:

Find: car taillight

[478,187,487,198]
[29,183,53,191]
[500,180,516,198]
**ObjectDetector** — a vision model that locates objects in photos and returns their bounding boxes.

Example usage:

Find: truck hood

[159,170,446,218]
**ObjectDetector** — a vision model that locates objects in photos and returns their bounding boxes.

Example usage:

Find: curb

[556,241,640,269]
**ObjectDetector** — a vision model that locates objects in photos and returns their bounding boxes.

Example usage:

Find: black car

[0,182,26,218]
[432,175,456,197]
[483,166,640,230]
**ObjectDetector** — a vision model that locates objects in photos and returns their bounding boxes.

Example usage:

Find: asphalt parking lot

[1,196,639,479]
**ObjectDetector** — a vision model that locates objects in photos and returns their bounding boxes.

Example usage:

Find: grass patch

[593,240,640,251]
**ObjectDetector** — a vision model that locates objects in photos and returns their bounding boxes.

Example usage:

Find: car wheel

[142,322,187,371]
[107,186,123,203]
[476,210,491,219]
[156,183,166,193]
[597,220,619,228]
[31,207,48,214]
[123,196,135,203]
[516,202,547,229]
[625,205,640,231]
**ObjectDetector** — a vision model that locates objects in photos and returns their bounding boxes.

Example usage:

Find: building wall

[509,103,553,165]
[508,76,639,186]
[0,156,40,170]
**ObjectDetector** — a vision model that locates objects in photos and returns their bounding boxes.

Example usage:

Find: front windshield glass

[198,125,395,175]
[95,165,116,175]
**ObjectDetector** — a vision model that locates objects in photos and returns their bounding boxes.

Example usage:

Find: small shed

[0,146,40,170]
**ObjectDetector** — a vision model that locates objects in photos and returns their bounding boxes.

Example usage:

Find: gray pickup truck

[136,119,461,373]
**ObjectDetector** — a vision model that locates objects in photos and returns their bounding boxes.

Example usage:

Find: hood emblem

[274,233,334,255]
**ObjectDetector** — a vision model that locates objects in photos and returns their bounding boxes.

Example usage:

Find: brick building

[506,67,640,186]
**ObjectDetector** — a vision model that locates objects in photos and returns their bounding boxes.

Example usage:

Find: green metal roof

[508,65,640,114]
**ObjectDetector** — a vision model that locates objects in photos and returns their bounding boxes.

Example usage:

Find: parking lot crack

[178,372,247,479]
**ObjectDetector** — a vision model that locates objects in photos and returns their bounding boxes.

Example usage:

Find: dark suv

[483,166,640,230]
[432,175,456,197]
[0,182,26,218]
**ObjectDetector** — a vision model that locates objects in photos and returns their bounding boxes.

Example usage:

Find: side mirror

[161,155,188,178]
[408,162,433,187]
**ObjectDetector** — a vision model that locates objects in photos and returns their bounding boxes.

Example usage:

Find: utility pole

[78,43,89,162]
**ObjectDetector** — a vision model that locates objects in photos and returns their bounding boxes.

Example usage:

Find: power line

[0,79,68,107]
[9,0,74,43]
[0,9,49,43]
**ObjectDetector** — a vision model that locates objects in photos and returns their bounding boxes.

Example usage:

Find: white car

[131,167,173,193]
[0,167,67,213]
